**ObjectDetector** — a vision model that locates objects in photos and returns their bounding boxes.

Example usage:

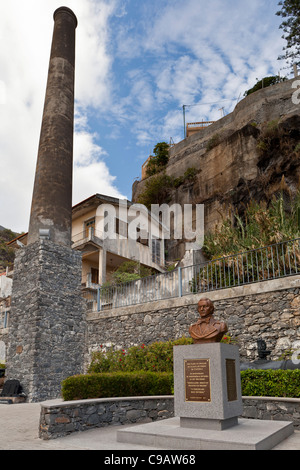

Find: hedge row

[62,369,300,401]
[61,371,174,401]
[241,369,300,398]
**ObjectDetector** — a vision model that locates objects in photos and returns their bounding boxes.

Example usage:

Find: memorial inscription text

[184,359,211,402]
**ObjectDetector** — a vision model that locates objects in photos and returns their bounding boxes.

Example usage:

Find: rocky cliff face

[132,78,300,261]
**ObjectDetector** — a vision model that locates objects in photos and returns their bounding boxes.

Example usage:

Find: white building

[8,193,167,291]
[71,194,166,287]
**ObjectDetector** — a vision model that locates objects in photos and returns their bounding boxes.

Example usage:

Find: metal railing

[184,238,300,294]
[84,268,180,312]
[186,121,215,129]
[82,238,300,312]
[72,227,103,246]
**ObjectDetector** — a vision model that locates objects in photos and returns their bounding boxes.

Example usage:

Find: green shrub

[256,139,268,154]
[203,190,300,260]
[0,228,18,270]
[183,167,197,181]
[88,336,235,374]
[145,142,170,177]
[241,369,300,398]
[206,133,222,151]
[63,355,300,401]
[88,337,193,374]
[137,172,174,209]
[244,76,287,96]
[61,371,174,401]
[62,368,300,401]
[110,261,153,285]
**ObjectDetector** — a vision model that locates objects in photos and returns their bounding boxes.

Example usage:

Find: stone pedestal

[174,343,243,430]
[6,240,86,402]
[117,343,294,450]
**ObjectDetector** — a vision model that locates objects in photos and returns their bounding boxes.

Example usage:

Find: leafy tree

[244,76,286,96]
[146,142,170,177]
[111,260,153,284]
[0,228,20,271]
[137,172,174,209]
[276,0,300,66]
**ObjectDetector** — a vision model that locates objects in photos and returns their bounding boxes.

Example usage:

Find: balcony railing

[187,121,215,129]
[72,228,103,248]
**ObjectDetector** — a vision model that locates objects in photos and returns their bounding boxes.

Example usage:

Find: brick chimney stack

[27,7,77,246]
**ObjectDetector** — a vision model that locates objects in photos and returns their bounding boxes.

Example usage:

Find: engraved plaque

[184,359,211,402]
[226,359,237,402]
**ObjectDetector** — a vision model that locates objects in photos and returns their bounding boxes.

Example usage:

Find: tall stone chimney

[27,6,77,246]
[6,8,86,402]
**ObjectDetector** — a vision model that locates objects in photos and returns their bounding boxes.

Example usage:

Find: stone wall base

[6,240,86,402]
[39,396,174,439]
[39,396,300,440]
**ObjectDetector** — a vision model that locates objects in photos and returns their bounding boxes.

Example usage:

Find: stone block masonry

[6,240,86,402]
[38,396,300,440]
[87,275,300,363]
[39,396,174,439]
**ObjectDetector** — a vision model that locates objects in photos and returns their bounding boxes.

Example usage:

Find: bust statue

[189,298,228,344]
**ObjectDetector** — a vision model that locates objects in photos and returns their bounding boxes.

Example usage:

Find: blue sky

[0,0,289,233]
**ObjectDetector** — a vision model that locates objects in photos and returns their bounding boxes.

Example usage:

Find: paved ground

[0,401,299,450]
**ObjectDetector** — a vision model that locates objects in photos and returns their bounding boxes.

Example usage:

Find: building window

[85,218,95,237]
[91,268,99,284]
[152,238,161,265]
[137,226,149,246]
[115,218,128,237]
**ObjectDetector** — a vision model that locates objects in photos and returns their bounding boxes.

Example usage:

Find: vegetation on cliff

[0,227,19,272]
[137,168,197,209]
[244,76,287,97]
[203,186,300,260]
[145,142,170,177]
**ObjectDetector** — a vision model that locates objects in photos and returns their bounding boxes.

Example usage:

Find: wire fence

[83,238,300,312]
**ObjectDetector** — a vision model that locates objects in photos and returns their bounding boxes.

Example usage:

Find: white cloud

[73,160,124,204]
[0,0,289,235]
[0,0,124,233]
[110,0,286,145]
[155,56,203,105]
[74,0,117,109]
[73,110,124,204]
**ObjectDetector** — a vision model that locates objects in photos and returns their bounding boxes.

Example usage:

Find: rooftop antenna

[183,105,187,138]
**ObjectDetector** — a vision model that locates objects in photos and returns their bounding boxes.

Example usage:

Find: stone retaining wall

[3,275,300,368]
[87,275,300,364]
[39,396,300,440]
[39,396,174,439]
[242,397,300,427]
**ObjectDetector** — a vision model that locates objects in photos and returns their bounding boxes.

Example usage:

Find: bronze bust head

[189,298,228,344]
